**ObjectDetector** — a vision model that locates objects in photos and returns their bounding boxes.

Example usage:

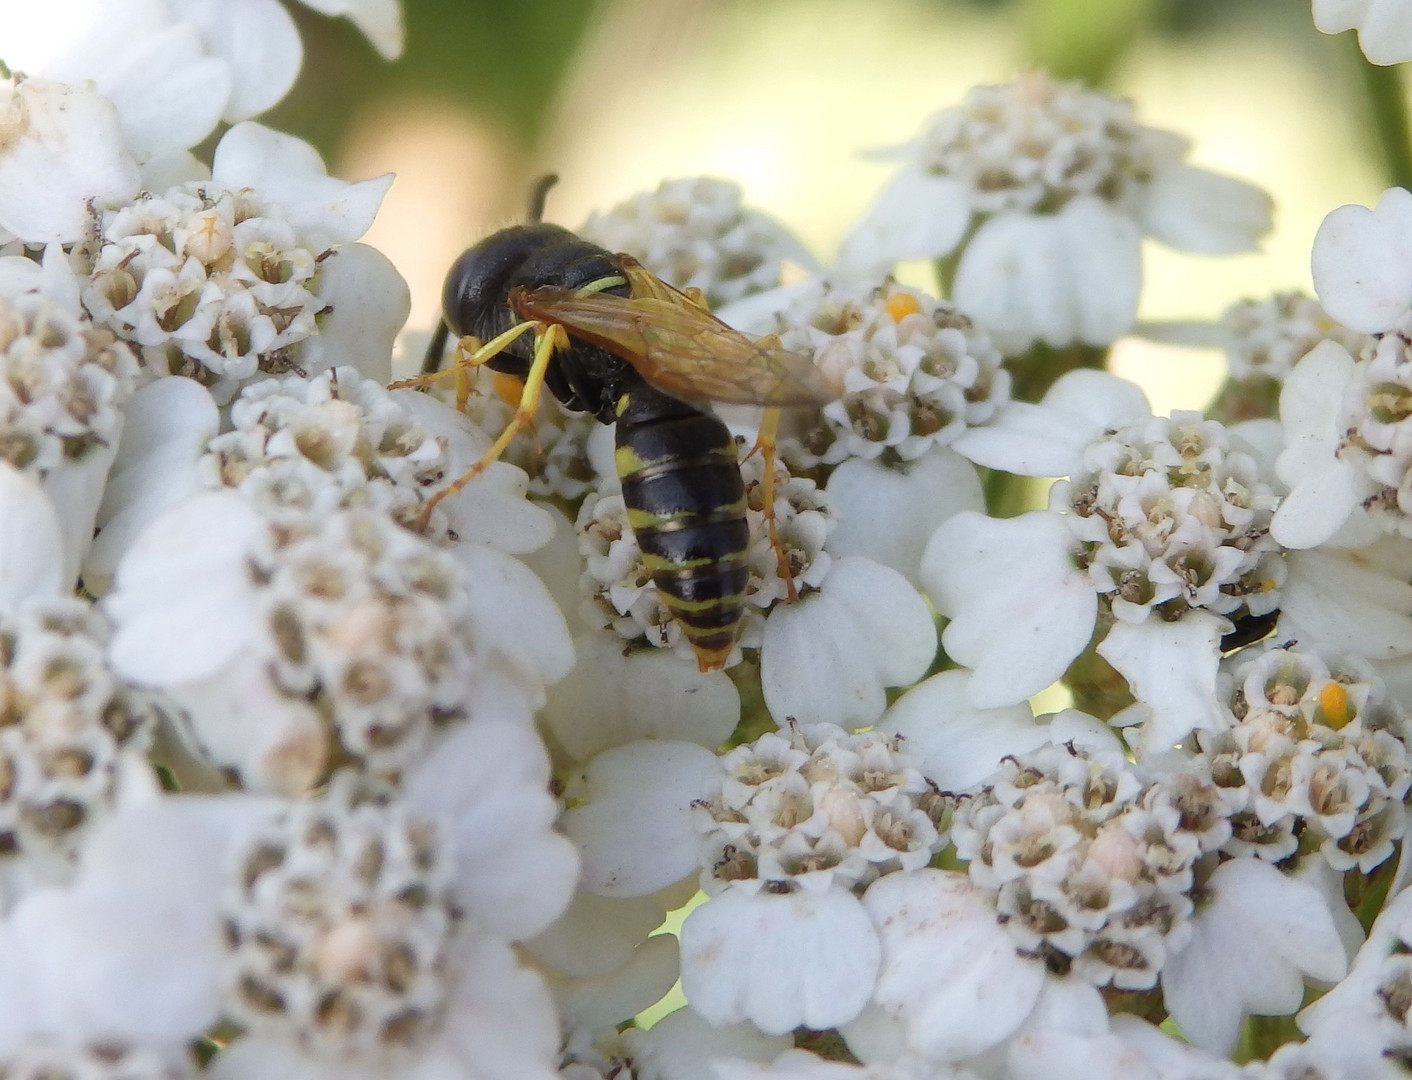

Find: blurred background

[267,0,1390,408]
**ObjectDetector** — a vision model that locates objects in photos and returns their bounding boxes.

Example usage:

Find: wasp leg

[389,321,540,396]
[752,407,798,601]
[416,323,566,530]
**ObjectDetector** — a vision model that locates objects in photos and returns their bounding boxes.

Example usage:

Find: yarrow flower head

[1220,291,1368,386]
[580,177,813,309]
[695,723,943,897]
[0,597,155,907]
[925,371,1287,749]
[221,774,456,1062]
[0,246,139,582]
[841,71,1271,352]
[1197,643,1411,872]
[756,280,1010,470]
[951,741,1218,991]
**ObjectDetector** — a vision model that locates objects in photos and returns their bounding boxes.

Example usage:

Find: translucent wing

[509,255,835,407]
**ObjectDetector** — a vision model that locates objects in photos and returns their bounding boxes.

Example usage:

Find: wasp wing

[511,258,834,407]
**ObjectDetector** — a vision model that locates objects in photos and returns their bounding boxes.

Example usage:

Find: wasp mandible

[402,179,832,672]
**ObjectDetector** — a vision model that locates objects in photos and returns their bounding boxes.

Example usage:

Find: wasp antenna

[420,319,451,376]
[527,174,560,223]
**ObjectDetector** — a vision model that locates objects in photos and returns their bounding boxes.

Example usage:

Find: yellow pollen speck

[885,293,921,322]
[1318,682,1352,729]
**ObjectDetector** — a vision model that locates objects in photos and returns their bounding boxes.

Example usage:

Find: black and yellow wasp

[406,183,833,672]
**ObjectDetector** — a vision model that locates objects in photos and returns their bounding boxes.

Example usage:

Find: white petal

[1137,165,1272,254]
[1162,857,1346,1055]
[523,889,670,979]
[924,511,1096,707]
[1095,613,1226,754]
[952,199,1142,353]
[405,720,579,941]
[1271,341,1364,548]
[1040,368,1153,432]
[95,25,230,155]
[835,169,971,277]
[542,633,740,761]
[300,242,409,383]
[85,377,218,593]
[560,740,717,897]
[294,0,404,59]
[625,1007,793,1080]
[168,0,302,121]
[877,670,1045,792]
[1311,188,1412,333]
[211,121,393,247]
[681,886,880,1034]
[0,78,141,244]
[0,463,65,612]
[453,543,575,687]
[1281,544,1412,658]
[825,447,984,589]
[761,558,935,729]
[552,933,679,1033]
[862,868,1045,1062]
[950,401,1093,477]
[105,492,263,684]
[1315,0,1412,63]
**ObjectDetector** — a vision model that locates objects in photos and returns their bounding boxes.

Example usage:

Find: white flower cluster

[1219,291,1366,384]
[763,281,1009,469]
[840,70,1271,352]
[204,368,444,531]
[0,598,154,903]
[82,184,331,402]
[1200,645,1410,872]
[952,742,1219,991]
[1059,411,1283,626]
[580,177,811,309]
[695,724,942,895]
[0,259,137,476]
[221,775,456,1061]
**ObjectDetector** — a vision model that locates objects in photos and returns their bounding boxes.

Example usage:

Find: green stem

[1349,36,1412,191]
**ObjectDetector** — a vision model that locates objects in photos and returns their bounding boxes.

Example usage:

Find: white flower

[0,245,141,585]
[104,492,567,791]
[1161,857,1346,1055]
[924,370,1285,751]
[0,76,141,244]
[0,0,403,159]
[0,598,158,909]
[1217,291,1368,386]
[580,177,815,309]
[0,781,561,1080]
[839,72,1271,353]
[676,724,943,1036]
[743,280,1010,472]
[1313,0,1412,64]
[79,125,403,403]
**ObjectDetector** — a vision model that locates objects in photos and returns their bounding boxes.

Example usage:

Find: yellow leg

[753,408,797,601]
[416,324,566,530]
[388,322,539,397]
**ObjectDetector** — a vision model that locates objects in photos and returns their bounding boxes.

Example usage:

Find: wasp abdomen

[614,386,749,671]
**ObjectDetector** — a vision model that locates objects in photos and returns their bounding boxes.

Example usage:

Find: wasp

[404,180,833,672]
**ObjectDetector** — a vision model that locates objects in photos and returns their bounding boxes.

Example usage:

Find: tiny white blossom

[581,177,814,309]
